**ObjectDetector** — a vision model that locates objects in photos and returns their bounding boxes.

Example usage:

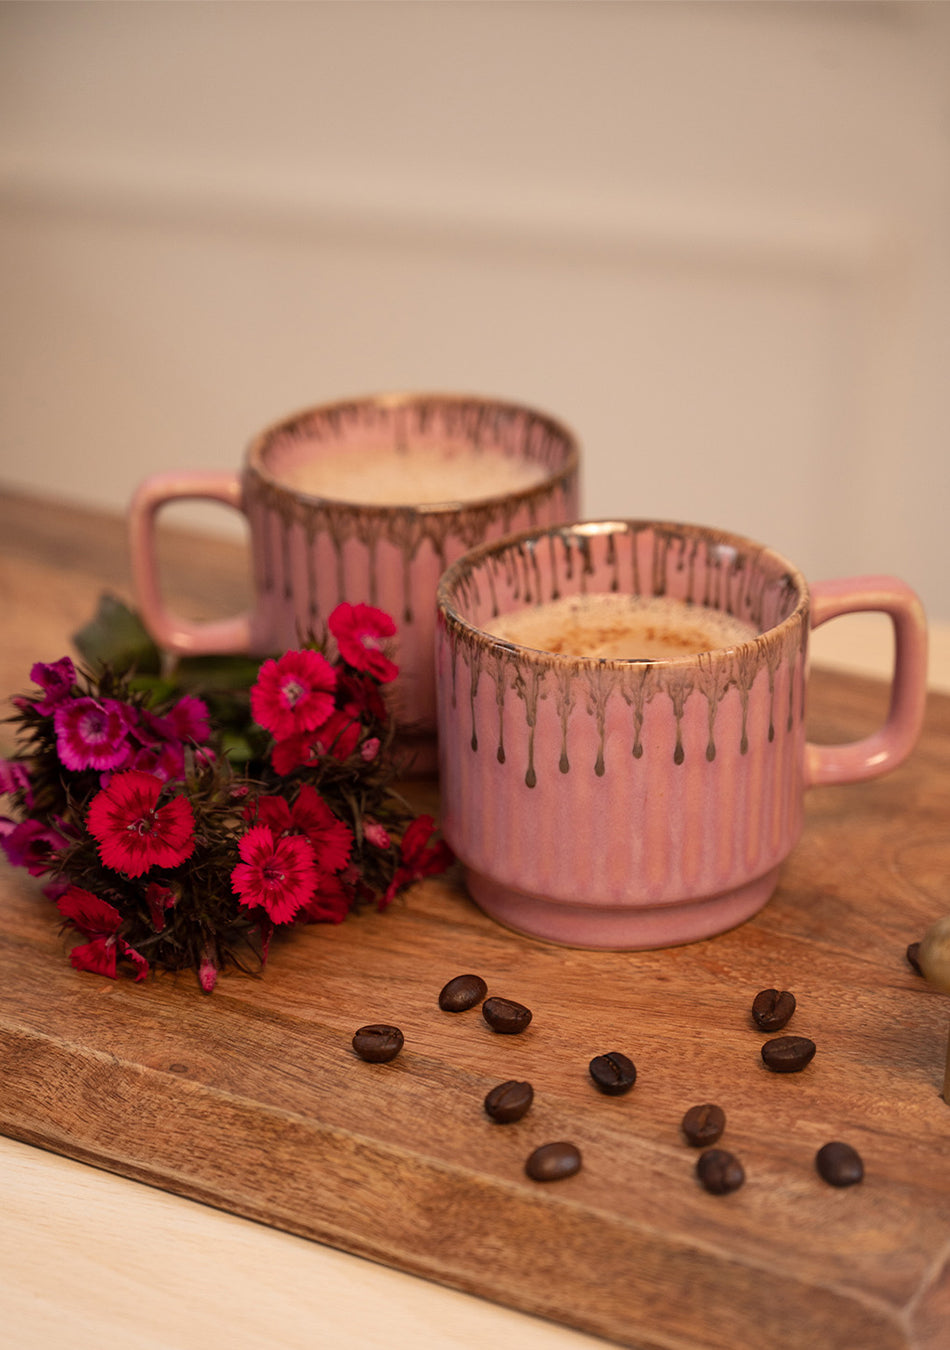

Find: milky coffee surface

[277,442,550,505]
[483,592,758,660]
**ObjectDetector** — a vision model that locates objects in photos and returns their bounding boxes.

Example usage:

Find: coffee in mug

[482,593,759,660]
[435,520,928,948]
[129,393,580,767]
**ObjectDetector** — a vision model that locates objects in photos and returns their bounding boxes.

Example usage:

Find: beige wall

[1,1,948,622]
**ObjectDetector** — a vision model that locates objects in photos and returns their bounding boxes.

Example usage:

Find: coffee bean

[484,1080,534,1123]
[439,973,488,1012]
[751,988,796,1031]
[681,1103,726,1147]
[482,996,532,1034]
[816,1141,864,1188]
[906,942,923,976]
[525,1141,582,1182]
[761,1035,816,1073]
[589,1051,637,1096]
[696,1148,745,1195]
[352,1023,404,1063]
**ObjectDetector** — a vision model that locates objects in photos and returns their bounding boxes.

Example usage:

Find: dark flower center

[281,678,305,708]
[81,710,108,742]
[129,812,158,837]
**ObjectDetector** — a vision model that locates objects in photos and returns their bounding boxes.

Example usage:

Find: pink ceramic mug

[129,393,580,765]
[435,520,928,948]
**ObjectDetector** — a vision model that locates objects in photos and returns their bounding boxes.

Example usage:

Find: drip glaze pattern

[435,521,813,949]
[243,395,580,735]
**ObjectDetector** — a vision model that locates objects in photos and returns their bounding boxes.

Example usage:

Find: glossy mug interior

[435,520,928,948]
[129,393,580,766]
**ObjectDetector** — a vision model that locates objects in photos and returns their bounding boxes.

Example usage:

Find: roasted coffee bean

[761,1034,816,1073]
[589,1051,637,1096]
[352,1023,404,1063]
[816,1141,864,1188]
[681,1103,726,1147]
[906,942,923,976]
[484,1079,534,1123]
[482,996,532,1034]
[525,1141,582,1182]
[751,988,796,1031]
[696,1148,745,1195]
[439,973,488,1012]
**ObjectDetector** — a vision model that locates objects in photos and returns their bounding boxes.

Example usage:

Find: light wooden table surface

[0,489,946,1350]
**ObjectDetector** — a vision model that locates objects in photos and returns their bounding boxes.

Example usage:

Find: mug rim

[243,390,581,517]
[436,518,810,669]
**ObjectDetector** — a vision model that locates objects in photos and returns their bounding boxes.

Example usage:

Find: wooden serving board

[0,493,948,1350]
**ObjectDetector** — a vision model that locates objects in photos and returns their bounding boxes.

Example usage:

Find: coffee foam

[483,592,759,660]
[274,441,550,506]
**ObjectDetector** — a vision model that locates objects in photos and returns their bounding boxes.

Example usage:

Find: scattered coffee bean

[906,942,923,976]
[761,1035,816,1073]
[589,1051,637,1096]
[439,973,488,1012]
[482,996,532,1034]
[352,1023,404,1063]
[696,1148,745,1195]
[525,1141,582,1182]
[816,1141,864,1188]
[681,1103,726,1147]
[484,1079,534,1123]
[751,988,796,1031]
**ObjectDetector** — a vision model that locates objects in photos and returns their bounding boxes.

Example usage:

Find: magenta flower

[0,816,68,876]
[383,815,454,905]
[145,881,176,932]
[54,697,132,772]
[29,657,76,712]
[313,708,362,761]
[231,824,318,924]
[56,884,149,982]
[130,741,186,783]
[0,759,32,804]
[271,706,363,773]
[139,695,211,749]
[300,873,352,924]
[166,695,211,743]
[364,821,392,850]
[290,784,353,873]
[328,603,398,684]
[337,668,389,723]
[198,942,218,993]
[245,785,353,875]
[250,650,337,741]
[86,770,195,878]
[269,732,314,776]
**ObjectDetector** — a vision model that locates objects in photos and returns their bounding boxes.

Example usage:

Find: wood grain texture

[0,490,948,1350]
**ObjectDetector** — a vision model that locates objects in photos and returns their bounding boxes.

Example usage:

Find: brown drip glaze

[438,522,808,784]
[243,395,579,633]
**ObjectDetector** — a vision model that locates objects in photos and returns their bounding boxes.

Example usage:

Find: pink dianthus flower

[86,770,195,878]
[231,824,318,925]
[57,884,149,982]
[250,650,337,741]
[328,603,398,684]
[54,697,132,772]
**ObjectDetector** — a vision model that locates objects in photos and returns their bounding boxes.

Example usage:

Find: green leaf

[72,593,162,677]
[219,730,257,764]
[173,654,265,692]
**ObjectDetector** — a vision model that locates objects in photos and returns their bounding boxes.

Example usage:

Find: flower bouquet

[0,595,452,991]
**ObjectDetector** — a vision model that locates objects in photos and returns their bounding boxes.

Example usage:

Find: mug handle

[128,470,253,655]
[803,575,928,787]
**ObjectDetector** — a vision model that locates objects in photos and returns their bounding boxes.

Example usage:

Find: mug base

[461,866,782,950]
